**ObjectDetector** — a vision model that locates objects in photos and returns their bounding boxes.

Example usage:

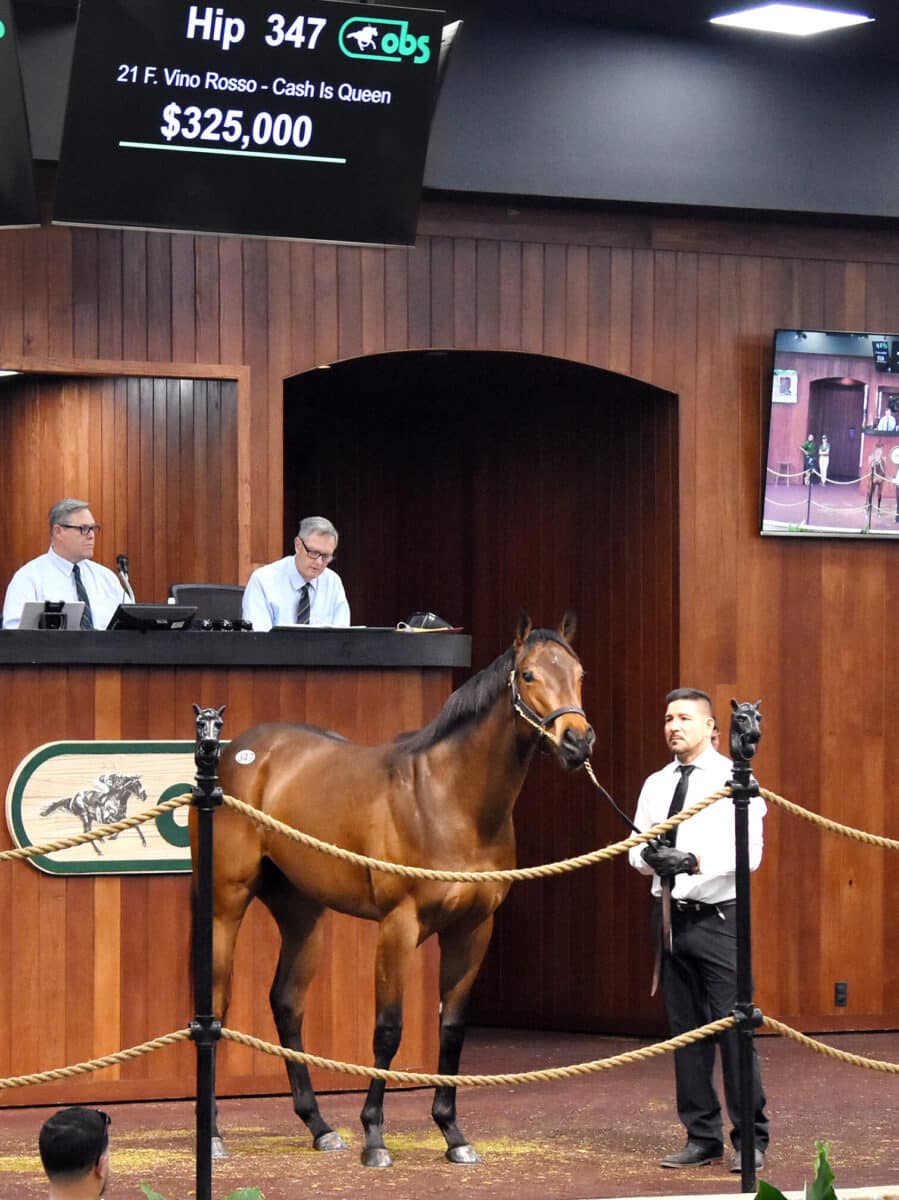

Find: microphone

[116,553,136,602]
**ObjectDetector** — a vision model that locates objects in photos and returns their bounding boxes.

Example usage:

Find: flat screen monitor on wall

[761,329,899,540]
[54,0,445,245]
[0,0,39,228]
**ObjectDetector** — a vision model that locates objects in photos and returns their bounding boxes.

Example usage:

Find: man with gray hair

[242,515,350,631]
[2,499,126,630]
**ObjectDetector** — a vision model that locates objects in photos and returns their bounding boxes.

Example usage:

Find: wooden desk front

[0,630,470,1106]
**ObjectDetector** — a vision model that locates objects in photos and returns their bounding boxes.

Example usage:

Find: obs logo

[338,17,430,64]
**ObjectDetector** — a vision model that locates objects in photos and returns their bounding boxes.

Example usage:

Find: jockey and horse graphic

[41,772,149,855]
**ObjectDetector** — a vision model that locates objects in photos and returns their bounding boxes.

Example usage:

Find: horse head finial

[194,703,226,774]
[729,698,762,763]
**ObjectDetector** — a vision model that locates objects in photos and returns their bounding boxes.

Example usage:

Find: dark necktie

[72,563,94,629]
[296,583,310,625]
[665,763,695,845]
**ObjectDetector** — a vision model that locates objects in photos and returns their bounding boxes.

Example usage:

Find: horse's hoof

[361,1147,393,1168]
[211,1137,228,1161]
[446,1144,481,1165]
[314,1131,347,1152]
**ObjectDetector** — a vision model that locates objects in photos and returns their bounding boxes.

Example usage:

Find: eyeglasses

[59,523,102,536]
[298,536,335,564]
[95,1110,111,1162]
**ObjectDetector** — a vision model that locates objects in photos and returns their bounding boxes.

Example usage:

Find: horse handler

[628,688,769,1172]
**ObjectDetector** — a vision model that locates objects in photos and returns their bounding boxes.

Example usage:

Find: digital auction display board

[54,0,444,244]
[0,0,39,227]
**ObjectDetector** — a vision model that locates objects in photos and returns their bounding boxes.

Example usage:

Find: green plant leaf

[806,1140,836,1200]
[225,1190,265,1200]
[139,1186,168,1200]
[757,1178,790,1200]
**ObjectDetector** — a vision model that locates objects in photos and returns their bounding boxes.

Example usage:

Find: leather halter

[508,668,587,743]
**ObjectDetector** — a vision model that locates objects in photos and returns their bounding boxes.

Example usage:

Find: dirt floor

[1,1027,897,1200]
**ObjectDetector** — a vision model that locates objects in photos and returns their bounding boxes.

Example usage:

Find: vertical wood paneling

[2,197,899,1073]
[0,373,238,603]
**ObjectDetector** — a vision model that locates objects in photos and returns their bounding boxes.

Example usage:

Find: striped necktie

[296,583,310,625]
[72,562,94,629]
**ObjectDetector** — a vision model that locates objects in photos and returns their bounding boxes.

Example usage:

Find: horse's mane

[393,628,572,756]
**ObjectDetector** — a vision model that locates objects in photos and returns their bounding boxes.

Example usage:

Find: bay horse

[193,611,595,1167]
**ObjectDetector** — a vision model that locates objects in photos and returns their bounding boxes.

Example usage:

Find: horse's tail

[40,798,69,817]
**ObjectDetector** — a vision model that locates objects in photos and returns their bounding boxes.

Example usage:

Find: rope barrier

[762,1018,899,1074]
[218,1018,737,1087]
[760,788,899,850]
[0,795,191,863]
[220,790,727,882]
[0,1014,895,1095]
[0,1029,193,1091]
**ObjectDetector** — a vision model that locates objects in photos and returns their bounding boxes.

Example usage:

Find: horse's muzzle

[559,724,595,769]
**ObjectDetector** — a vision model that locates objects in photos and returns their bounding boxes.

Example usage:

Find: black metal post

[729,707,763,1195]
[190,707,225,1200]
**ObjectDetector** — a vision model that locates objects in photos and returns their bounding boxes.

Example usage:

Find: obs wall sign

[5,741,203,875]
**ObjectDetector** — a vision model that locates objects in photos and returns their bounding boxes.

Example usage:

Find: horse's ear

[514,609,532,647]
[558,610,577,644]
[217,704,227,717]
[193,703,201,715]
[730,698,738,712]
[755,700,762,710]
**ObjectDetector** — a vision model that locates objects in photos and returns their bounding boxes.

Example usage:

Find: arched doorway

[283,349,678,1033]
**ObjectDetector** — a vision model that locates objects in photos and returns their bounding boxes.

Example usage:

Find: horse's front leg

[432,915,495,1164]
[360,902,420,1168]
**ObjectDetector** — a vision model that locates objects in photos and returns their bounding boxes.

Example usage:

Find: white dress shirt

[2,546,127,630]
[241,555,350,631]
[628,745,766,904]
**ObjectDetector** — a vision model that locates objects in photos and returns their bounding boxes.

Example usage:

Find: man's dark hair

[665,687,713,713]
[39,1107,110,1179]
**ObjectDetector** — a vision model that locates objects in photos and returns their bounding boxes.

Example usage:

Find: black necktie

[72,563,94,630]
[296,583,310,625]
[666,764,695,845]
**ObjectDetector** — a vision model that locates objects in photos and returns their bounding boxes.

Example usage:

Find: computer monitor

[108,603,197,630]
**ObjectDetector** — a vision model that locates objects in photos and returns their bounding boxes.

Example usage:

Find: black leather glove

[641,841,698,877]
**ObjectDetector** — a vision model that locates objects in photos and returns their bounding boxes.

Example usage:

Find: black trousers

[657,902,769,1150]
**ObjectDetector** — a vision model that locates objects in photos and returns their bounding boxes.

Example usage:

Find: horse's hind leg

[431,917,495,1164]
[360,901,420,1168]
[263,886,346,1152]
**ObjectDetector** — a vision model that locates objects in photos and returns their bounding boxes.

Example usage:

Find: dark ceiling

[13,0,899,62]
[448,0,898,63]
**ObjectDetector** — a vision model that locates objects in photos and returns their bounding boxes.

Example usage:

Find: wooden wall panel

[0,373,239,604]
[0,664,448,1106]
[1,194,899,1047]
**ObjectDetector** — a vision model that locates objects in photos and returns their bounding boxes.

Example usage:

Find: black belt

[671,898,735,914]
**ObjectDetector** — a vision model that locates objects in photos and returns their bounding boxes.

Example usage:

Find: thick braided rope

[221,790,726,882]
[762,1018,899,1074]
[220,1017,737,1087]
[0,796,191,863]
[0,1029,192,1091]
[760,788,899,850]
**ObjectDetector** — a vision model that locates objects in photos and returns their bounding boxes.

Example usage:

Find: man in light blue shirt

[2,499,127,630]
[242,515,350,631]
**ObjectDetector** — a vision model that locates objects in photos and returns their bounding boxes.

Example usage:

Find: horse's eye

[522,669,535,683]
